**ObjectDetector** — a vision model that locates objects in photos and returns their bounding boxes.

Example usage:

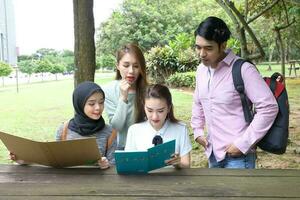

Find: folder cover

[0,131,101,167]
[115,140,175,174]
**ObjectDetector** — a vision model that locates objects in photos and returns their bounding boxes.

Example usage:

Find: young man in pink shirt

[191,16,278,168]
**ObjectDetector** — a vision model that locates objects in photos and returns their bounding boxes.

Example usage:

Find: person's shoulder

[170,120,187,127]
[55,122,67,140]
[56,122,67,134]
[231,54,256,71]
[129,121,147,130]
[103,80,120,98]
[168,121,187,132]
[97,124,113,135]
[103,80,119,90]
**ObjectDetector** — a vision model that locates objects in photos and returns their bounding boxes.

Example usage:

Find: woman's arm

[165,152,190,169]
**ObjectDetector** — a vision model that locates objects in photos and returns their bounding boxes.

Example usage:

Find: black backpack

[232,59,289,154]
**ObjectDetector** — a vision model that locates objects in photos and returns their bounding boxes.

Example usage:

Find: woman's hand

[165,153,181,168]
[98,157,110,169]
[119,79,131,102]
[9,152,27,165]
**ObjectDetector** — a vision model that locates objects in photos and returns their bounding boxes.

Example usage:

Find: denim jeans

[208,152,256,169]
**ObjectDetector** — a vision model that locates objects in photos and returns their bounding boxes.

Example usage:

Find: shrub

[0,61,13,77]
[96,54,116,70]
[166,71,196,88]
[146,46,178,84]
[146,33,198,84]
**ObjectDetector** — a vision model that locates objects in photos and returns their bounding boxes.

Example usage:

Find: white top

[125,120,192,156]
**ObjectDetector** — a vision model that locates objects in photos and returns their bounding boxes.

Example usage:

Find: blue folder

[115,140,175,174]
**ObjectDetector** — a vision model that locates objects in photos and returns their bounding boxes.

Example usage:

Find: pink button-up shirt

[191,50,278,162]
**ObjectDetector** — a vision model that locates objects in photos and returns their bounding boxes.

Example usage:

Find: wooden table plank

[0,165,299,199]
[0,197,295,200]
[1,164,300,177]
[0,177,299,198]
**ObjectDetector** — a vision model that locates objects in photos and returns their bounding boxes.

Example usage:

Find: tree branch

[274,18,296,30]
[225,0,265,58]
[247,0,280,24]
[247,53,264,60]
[215,0,240,26]
[215,0,249,57]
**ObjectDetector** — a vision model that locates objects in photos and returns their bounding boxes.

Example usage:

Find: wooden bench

[0,164,299,199]
[288,60,300,77]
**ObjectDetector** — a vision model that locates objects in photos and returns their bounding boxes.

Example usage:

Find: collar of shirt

[217,49,236,69]
[146,119,170,137]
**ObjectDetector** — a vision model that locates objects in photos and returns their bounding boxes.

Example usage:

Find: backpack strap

[61,121,69,141]
[232,59,254,123]
[105,129,117,156]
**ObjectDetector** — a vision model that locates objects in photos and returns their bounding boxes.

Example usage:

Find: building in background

[0,0,17,66]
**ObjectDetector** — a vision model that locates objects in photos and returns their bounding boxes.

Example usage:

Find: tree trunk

[274,28,285,79]
[268,44,274,71]
[73,0,96,88]
[224,0,265,60]
[240,27,249,58]
[215,0,265,60]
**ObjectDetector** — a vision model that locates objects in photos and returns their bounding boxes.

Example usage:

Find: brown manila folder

[0,131,101,168]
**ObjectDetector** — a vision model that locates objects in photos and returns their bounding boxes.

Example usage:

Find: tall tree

[96,0,220,57]
[269,0,296,78]
[215,0,280,60]
[73,0,96,87]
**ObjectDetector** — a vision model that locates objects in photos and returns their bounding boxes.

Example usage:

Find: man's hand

[195,136,208,150]
[225,144,243,157]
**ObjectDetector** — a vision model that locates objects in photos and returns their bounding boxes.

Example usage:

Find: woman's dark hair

[116,43,148,123]
[194,16,231,45]
[137,84,179,123]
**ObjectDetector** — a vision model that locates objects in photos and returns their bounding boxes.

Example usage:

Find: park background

[0,0,299,168]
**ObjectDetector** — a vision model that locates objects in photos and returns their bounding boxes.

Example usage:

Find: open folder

[0,131,101,168]
[115,140,175,174]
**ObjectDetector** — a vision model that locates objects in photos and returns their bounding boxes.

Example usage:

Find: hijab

[68,81,106,136]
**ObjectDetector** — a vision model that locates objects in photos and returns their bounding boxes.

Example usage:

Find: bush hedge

[166,71,196,88]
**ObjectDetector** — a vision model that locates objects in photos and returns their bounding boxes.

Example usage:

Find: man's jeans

[209,152,256,169]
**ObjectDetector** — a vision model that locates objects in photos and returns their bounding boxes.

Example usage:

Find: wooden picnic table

[0,164,299,199]
[288,60,300,77]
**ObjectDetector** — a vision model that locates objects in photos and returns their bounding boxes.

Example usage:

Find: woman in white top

[125,84,192,168]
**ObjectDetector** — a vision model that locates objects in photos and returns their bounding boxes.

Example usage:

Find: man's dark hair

[194,16,231,45]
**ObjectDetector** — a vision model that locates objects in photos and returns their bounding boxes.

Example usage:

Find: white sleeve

[178,125,192,156]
